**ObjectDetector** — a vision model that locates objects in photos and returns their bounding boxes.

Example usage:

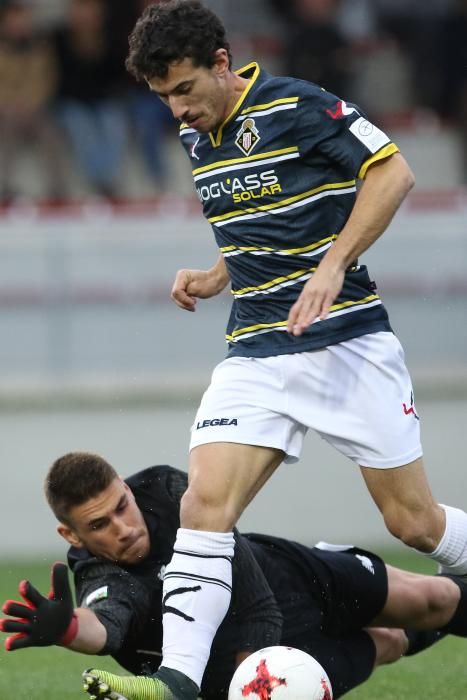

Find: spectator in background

[107,0,176,192]
[126,59,176,192]
[268,0,353,97]
[372,0,456,114]
[52,0,129,199]
[435,0,467,184]
[0,0,68,203]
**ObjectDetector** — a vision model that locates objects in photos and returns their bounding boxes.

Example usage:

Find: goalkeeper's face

[58,478,151,564]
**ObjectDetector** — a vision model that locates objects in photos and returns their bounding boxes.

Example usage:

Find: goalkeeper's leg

[82,528,235,700]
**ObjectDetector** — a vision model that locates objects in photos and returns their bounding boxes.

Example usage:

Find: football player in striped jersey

[124,2,467,697]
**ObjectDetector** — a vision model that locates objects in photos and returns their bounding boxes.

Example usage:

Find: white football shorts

[189,332,422,468]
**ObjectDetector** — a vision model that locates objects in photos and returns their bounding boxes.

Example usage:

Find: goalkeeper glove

[0,561,78,650]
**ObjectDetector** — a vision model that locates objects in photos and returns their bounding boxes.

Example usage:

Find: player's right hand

[0,562,77,650]
[171,266,228,311]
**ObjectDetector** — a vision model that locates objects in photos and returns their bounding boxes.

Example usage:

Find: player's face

[147,51,233,133]
[59,478,151,564]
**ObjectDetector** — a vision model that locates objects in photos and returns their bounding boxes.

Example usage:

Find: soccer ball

[228,645,333,699]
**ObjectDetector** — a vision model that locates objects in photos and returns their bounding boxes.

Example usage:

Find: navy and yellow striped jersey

[179,62,396,357]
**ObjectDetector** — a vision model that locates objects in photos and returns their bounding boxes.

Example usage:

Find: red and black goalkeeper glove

[0,562,78,650]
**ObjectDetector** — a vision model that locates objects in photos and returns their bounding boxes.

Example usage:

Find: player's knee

[422,577,459,626]
[180,484,237,531]
[368,628,408,667]
[382,505,439,551]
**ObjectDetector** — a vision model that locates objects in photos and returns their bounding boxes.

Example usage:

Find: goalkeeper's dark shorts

[244,535,389,698]
[283,544,386,697]
[287,626,376,699]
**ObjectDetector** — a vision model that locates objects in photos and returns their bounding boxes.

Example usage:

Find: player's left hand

[287,263,345,336]
[0,562,77,650]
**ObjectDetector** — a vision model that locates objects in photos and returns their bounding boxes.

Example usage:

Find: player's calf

[366,627,407,666]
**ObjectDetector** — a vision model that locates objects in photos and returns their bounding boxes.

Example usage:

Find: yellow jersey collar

[209,61,260,148]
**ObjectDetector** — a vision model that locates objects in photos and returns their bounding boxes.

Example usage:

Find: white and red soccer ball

[228,646,333,700]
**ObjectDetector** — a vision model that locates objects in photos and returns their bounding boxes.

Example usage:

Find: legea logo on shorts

[196,418,238,429]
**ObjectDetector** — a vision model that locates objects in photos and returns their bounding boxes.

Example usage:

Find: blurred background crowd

[0,0,466,203]
[0,0,466,559]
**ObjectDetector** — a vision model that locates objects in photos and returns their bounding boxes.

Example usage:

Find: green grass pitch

[0,552,466,699]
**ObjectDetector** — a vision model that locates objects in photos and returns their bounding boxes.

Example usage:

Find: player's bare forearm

[207,255,230,291]
[67,608,107,654]
[288,153,414,335]
[171,255,230,311]
[321,152,415,272]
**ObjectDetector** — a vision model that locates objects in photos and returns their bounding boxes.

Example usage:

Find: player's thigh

[373,564,459,629]
[184,441,284,529]
[371,564,429,626]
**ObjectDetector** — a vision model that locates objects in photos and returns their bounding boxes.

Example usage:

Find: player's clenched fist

[171,257,230,311]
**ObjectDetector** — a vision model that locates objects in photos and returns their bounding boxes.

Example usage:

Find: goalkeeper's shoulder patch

[85,585,108,606]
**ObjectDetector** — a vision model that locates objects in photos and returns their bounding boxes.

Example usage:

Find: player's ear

[122,481,134,496]
[213,48,229,77]
[57,523,83,548]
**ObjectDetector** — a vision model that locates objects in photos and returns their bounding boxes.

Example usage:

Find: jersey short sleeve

[74,559,152,655]
[295,86,399,180]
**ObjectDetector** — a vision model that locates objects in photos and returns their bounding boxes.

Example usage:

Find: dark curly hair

[126,0,232,81]
[45,451,119,525]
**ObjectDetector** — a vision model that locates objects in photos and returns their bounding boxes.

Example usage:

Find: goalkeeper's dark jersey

[179,63,396,357]
[68,466,388,699]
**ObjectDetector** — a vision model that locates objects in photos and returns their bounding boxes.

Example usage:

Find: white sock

[160,528,235,687]
[426,504,467,575]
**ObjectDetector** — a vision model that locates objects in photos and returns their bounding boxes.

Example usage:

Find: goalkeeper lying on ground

[1,452,467,700]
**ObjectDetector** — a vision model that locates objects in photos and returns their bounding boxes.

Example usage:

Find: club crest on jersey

[235,118,260,156]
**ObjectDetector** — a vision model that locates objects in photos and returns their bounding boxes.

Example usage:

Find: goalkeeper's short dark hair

[126,0,232,82]
[45,452,119,525]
